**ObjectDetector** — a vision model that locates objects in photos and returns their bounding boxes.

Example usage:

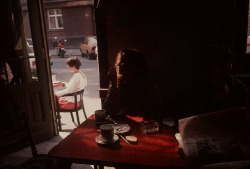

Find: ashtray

[140,120,159,134]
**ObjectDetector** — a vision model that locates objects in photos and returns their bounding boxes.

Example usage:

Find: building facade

[22,0,96,48]
[44,0,96,48]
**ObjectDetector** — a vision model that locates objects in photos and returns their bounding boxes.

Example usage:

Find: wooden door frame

[27,0,58,136]
[94,0,110,107]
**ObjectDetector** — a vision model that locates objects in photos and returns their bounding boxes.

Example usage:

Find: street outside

[49,48,102,130]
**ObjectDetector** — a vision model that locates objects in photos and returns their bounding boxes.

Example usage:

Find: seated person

[54,56,87,107]
[203,45,248,112]
[183,45,249,117]
[103,48,162,120]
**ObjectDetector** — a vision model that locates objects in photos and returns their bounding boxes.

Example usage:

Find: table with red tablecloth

[48,115,187,168]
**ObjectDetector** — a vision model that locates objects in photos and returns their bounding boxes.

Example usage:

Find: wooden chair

[55,89,87,131]
[0,112,71,169]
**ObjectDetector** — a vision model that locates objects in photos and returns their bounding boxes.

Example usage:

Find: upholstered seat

[55,89,87,131]
[56,100,81,110]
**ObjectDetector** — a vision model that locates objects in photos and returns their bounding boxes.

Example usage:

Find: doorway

[1,0,102,167]
[43,1,101,132]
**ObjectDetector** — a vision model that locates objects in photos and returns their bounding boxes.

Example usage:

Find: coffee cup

[95,110,106,122]
[100,124,114,142]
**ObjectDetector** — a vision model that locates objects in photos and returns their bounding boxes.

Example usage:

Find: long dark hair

[115,48,148,88]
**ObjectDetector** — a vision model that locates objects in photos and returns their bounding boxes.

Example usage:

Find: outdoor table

[53,82,60,88]
[48,115,187,168]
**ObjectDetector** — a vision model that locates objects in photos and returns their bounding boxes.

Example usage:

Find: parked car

[26,39,53,74]
[80,36,97,60]
[28,53,53,70]
[247,35,250,46]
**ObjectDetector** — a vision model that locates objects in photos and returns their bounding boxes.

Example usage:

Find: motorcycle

[57,47,66,58]
[57,41,66,58]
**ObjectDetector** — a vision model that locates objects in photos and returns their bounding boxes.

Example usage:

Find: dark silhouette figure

[181,45,249,118]
[202,45,248,112]
[103,48,162,120]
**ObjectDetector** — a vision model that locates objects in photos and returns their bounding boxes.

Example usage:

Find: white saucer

[114,124,131,134]
[95,134,119,145]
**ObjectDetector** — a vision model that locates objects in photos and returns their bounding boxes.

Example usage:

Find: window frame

[47,9,64,30]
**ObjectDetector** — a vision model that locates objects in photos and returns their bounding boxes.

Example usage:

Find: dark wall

[104,0,234,64]
[96,0,248,118]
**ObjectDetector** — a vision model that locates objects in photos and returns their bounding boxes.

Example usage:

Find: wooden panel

[95,0,109,90]
[27,0,55,139]
[99,88,108,107]
[99,88,108,99]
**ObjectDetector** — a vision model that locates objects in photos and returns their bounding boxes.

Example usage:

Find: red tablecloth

[49,115,187,168]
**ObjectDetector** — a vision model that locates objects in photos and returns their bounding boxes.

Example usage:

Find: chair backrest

[55,89,84,110]
[62,89,84,98]
[0,112,37,158]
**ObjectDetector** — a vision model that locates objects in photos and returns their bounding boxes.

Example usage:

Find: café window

[48,9,64,29]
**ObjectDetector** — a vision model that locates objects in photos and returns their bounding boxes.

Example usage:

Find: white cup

[100,124,114,142]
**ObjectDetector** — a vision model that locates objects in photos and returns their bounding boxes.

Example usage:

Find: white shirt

[56,71,87,102]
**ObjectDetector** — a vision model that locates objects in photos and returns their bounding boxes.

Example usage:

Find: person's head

[207,45,233,88]
[66,56,81,72]
[115,48,147,86]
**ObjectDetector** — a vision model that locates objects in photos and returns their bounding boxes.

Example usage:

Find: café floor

[0,111,114,169]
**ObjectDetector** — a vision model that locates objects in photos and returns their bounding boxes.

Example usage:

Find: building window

[48,9,64,29]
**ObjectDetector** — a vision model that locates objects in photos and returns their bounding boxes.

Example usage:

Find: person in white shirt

[54,56,87,104]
